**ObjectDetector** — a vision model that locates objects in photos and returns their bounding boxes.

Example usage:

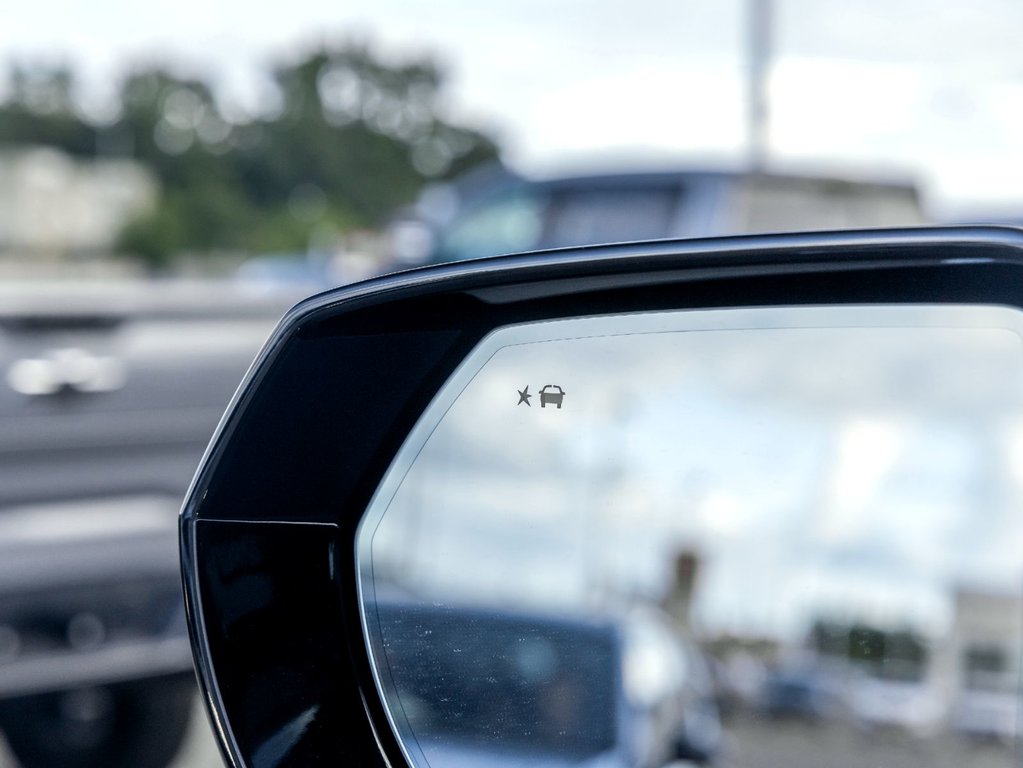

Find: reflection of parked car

[759,666,843,722]
[368,601,721,768]
[951,689,1018,744]
[846,666,944,737]
[539,385,565,409]
[949,636,1020,744]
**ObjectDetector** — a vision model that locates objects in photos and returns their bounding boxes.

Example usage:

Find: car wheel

[0,675,195,768]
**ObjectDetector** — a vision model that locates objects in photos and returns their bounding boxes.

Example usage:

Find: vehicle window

[434,189,545,262]
[371,602,618,760]
[359,304,1023,768]
[737,177,927,232]
[540,187,681,249]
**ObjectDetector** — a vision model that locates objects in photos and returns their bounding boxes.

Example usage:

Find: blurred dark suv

[368,600,722,768]
[388,163,925,267]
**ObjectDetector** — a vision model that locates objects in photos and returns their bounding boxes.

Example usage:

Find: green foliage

[0,64,99,153]
[117,199,188,270]
[0,42,500,268]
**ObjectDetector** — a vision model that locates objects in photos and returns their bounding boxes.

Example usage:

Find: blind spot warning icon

[539,385,565,409]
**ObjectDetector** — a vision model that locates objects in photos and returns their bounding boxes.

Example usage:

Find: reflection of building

[800,587,1023,739]
[934,588,1021,689]
[932,587,1023,740]
[0,146,157,259]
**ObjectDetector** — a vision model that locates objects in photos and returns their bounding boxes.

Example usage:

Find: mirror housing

[181,226,1023,768]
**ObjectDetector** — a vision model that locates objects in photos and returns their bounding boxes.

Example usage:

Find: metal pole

[748,0,772,172]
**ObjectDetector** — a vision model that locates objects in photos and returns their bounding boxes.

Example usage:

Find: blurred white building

[0,146,157,259]
[931,587,1022,739]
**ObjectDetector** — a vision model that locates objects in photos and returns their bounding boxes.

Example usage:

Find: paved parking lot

[722,716,1015,768]
[0,701,1016,768]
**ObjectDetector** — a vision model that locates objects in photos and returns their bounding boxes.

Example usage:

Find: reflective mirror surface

[359,305,1023,768]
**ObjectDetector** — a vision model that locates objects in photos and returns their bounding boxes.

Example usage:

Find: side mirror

[181,227,1023,768]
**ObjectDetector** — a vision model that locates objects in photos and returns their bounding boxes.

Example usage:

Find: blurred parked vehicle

[951,689,1019,745]
[0,281,294,768]
[758,665,844,722]
[846,662,945,737]
[371,600,722,768]
[387,163,926,267]
[948,648,1020,745]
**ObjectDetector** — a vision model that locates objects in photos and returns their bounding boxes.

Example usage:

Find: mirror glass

[358,304,1023,768]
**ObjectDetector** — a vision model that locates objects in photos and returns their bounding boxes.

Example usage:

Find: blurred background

[0,1,1021,767]
[2,0,1022,283]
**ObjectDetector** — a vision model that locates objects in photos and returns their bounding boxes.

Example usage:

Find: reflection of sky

[365,306,1023,642]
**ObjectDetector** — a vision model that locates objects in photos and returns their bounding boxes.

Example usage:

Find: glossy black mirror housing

[180,227,1023,768]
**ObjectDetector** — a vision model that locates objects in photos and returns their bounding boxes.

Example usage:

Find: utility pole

[748,0,772,172]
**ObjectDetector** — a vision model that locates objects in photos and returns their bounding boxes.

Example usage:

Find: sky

[365,306,1023,642]
[4,0,1023,214]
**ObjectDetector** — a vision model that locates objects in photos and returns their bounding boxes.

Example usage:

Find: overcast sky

[367,306,1023,639]
[5,0,1023,213]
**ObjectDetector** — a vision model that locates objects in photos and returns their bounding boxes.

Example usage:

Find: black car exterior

[181,227,1023,768]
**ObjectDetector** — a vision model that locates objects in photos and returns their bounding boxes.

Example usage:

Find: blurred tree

[0,41,500,268]
[0,64,97,153]
[249,42,498,220]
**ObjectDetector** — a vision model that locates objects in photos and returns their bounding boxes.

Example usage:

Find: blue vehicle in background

[387,162,925,268]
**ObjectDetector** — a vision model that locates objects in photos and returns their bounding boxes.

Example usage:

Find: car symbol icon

[539,385,565,409]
